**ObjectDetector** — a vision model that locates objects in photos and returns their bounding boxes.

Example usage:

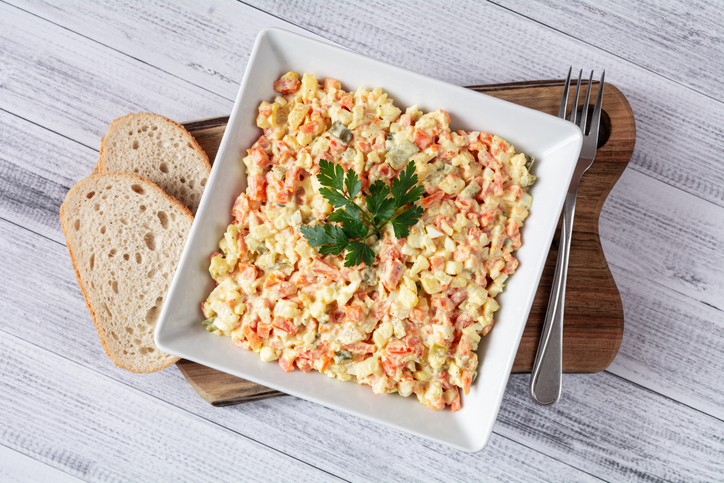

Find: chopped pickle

[329,121,352,144]
[334,350,354,364]
[385,140,419,169]
[202,317,218,332]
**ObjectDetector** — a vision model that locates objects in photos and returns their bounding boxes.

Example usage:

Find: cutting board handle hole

[573,105,611,149]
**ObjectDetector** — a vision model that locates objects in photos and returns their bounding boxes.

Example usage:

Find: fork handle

[530,190,577,405]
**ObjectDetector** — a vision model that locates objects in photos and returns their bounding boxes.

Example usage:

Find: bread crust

[60,172,193,373]
[98,112,211,214]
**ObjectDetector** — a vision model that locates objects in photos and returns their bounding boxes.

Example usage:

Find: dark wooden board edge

[169,79,635,404]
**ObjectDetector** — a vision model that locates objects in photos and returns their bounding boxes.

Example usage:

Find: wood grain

[177,78,633,405]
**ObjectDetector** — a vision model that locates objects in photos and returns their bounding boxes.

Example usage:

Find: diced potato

[274,300,302,319]
[260,346,279,362]
[445,260,463,275]
[410,255,430,276]
[301,73,318,101]
[373,321,394,348]
[426,226,444,239]
[420,273,442,294]
[399,284,418,309]
[356,356,380,379]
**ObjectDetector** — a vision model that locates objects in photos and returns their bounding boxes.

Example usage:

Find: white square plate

[155,28,582,452]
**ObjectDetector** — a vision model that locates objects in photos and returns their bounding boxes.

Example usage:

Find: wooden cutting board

[174,79,635,406]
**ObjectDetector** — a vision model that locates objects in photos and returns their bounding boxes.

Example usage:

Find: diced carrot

[343,304,363,322]
[239,263,257,282]
[273,73,300,94]
[247,174,266,202]
[461,370,472,395]
[421,190,445,208]
[414,129,432,150]
[250,146,271,168]
[242,326,262,351]
[272,317,298,335]
[278,354,295,372]
[323,78,341,91]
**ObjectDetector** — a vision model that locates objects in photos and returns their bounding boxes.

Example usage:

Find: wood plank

[243,0,724,210]
[600,169,724,309]
[0,3,233,150]
[8,0,329,100]
[0,224,602,482]
[0,445,84,483]
[497,373,724,482]
[491,0,724,101]
[606,264,724,421]
[0,334,342,482]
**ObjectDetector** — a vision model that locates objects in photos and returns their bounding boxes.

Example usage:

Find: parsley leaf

[345,241,375,267]
[390,204,424,239]
[301,159,424,267]
[345,168,362,200]
[328,209,368,239]
[391,161,425,207]
[317,159,344,191]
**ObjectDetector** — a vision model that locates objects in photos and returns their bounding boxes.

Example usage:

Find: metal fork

[529,67,606,405]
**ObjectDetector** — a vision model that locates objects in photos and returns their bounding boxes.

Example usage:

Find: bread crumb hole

[173,142,179,148]
[133,168,139,173]
[101,193,108,200]
[112,281,119,294]
[120,218,128,225]
[200,178,207,187]
[73,219,80,230]
[132,140,139,149]
[139,347,147,355]
[86,191,95,199]
[147,347,155,353]
[157,211,169,229]
[187,142,194,149]
[123,253,130,261]
[128,131,133,135]
[147,268,157,279]
[89,254,95,270]
[111,331,119,341]
[100,226,106,234]
[109,248,116,258]
[148,131,154,137]
[142,125,148,132]
[159,162,169,174]
[144,233,156,250]
[131,184,145,195]
[94,203,100,211]
[152,125,158,131]
[135,253,142,264]
[140,204,146,212]
[145,306,159,325]
[188,180,195,188]
[126,326,133,334]
[170,212,176,221]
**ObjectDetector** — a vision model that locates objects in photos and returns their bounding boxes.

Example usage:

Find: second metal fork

[530,67,606,405]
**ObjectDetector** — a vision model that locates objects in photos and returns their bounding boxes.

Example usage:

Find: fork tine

[558,66,572,119]
[568,69,583,124]
[589,70,606,139]
[578,70,594,132]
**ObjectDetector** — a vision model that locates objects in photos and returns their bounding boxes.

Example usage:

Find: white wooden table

[1,1,722,481]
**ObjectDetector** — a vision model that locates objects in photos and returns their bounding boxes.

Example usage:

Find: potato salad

[201,72,535,411]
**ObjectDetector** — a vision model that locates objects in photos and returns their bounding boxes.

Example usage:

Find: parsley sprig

[300,159,424,267]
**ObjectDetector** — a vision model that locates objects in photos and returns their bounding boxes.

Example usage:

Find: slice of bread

[60,173,193,373]
[99,113,211,214]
